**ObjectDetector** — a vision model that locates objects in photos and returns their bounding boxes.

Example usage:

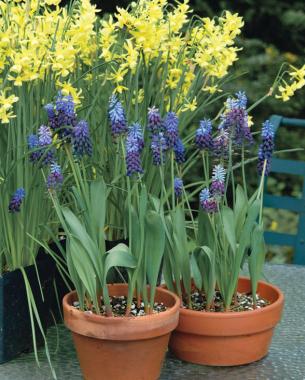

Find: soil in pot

[73,295,167,317]
[0,254,56,363]
[63,284,180,380]
[169,277,284,366]
[183,289,269,312]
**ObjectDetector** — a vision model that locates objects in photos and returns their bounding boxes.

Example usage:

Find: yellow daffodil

[0,92,19,124]
[181,97,197,112]
[57,81,83,105]
[276,64,305,102]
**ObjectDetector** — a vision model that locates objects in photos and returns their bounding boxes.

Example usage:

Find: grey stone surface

[0,264,305,380]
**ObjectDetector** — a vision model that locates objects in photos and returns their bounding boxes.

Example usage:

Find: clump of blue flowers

[9,188,25,213]
[219,91,253,146]
[45,92,76,138]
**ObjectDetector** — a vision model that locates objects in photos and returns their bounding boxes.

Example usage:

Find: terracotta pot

[63,284,180,380]
[169,276,284,366]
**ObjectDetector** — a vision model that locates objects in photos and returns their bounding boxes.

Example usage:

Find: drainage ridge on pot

[169,277,284,366]
[63,284,180,380]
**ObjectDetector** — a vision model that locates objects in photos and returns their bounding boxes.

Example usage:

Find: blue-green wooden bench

[263,115,305,265]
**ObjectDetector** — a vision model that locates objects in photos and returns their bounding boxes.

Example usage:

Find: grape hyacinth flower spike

[55,92,76,136]
[164,111,179,149]
[219,91,253,146]
[47,163,63,191]
[27,134,41,162]
[126,134,143,177]
[257,120,275,176]
[174,138,186,164]
[147,107,162,135]
[37,125,55,166]
[174,178,183,198]
[108,94,128,138]
[44,92,76,138]
[9,188,25,213]
[128,123,144,152]
[195,119,213,151]
[213,129,229,158]
[72,120,93,158]
[151,132,168,166]
[210,165,226,197]
[199,188,218,213]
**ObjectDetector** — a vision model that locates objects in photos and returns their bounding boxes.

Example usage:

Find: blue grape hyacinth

[147,107,162,135]
[164,112,179,148]
[151,132,168,166]
[174,177,183,198]
[126,134,143,177]
[9,188,25,213]
[44,92,76,138]
[220,92,253,146]
[174,138,186,164]
[128,123,144,152]
[108,95,128,138]
[47,163,63,191]
[36,125,55,165]
[195,119,213,150]
[72,120,93,158]
[199,188,218,214]
[213,130,229,158]
[210,164,226,196]
[257,120,275,176]
[28,134,41,162]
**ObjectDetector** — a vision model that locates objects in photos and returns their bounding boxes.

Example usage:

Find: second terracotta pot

[63,284,180,380]
[169,277,284,366]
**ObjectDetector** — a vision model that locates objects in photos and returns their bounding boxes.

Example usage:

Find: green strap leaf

[248,223,266,302]
[222,206,236,254]
[103,243,137,286]
[145,210,165,304]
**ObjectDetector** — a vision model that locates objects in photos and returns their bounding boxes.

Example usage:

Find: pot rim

[63,283,181,340]
[178,276,284,318]
[63,284,180,323]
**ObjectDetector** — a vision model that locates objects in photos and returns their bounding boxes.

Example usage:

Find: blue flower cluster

[72,120,93,158]
[195,119,213,151]
[44,92,76,138]
[174,177,183,198]
[108,95,128,138]
[200,165,226,213]
[9,188,25,213]
[257,120,275,176]
[219,91,253,146]
[27,92,93,192]
[126,132,143,177]
[47,163,63,191]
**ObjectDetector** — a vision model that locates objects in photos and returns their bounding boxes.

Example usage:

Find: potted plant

[163,92,285,366]
[40,107,180,379]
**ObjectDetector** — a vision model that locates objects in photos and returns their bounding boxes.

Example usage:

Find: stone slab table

[0,264,304,380]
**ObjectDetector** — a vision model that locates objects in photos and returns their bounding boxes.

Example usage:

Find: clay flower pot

[169,277,284,366]
[63,284,180,380]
